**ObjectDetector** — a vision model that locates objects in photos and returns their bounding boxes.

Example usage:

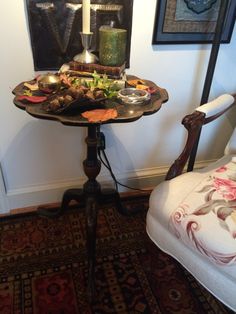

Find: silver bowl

[117,88,150,105]
[38,74,61,93]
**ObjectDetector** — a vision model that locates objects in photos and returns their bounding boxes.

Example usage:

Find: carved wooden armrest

[165,94,236,181]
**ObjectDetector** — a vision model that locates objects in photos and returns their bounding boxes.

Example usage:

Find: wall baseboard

[1,159,215,213]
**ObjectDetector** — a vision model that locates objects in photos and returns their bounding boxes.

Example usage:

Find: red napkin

[16,95,47,103]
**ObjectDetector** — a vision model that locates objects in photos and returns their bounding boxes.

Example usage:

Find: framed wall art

[26,0,133,70]
[152,0,236,44]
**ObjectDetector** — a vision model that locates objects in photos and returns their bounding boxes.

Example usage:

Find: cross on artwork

[26,0,133,70]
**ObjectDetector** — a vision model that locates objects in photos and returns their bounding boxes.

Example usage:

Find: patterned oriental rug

[0,195,233,314]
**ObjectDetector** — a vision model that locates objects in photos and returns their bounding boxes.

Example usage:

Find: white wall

[0,0,236,211]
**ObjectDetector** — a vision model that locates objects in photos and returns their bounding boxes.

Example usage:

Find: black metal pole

[187,0,229,172]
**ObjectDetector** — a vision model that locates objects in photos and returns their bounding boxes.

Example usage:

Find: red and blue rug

[0,196,232,313]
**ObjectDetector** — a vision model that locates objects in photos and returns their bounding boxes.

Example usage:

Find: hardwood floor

[0,190,151,217]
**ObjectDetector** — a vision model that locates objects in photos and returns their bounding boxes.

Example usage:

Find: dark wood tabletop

[12,75,168,127]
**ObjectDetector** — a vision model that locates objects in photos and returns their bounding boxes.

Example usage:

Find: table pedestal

[38,125,125,300]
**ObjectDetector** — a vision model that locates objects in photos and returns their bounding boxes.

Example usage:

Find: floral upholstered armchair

[146,94,236,311]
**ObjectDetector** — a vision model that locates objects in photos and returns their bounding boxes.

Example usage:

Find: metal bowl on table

[38,74,61,94]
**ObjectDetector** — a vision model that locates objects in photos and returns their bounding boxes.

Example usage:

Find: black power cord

[97,132,148,192]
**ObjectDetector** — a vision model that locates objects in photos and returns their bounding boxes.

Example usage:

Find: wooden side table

[12,76,168,300]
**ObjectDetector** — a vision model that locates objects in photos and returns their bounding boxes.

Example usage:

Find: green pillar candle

[99,27,127,66]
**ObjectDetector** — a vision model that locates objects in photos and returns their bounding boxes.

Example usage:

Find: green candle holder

[99,27,127,67]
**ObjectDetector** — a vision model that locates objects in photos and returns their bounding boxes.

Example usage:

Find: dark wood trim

[166,94,236,181]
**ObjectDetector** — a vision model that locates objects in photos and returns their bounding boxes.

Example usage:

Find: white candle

[82,0,90,34]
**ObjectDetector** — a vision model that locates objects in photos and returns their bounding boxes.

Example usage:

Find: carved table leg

[61,188,85,211]
[100,188,145,216]
[37,188,85,218]
[37,125,130,299]
[82,125,101,300]
[37,206,63,218]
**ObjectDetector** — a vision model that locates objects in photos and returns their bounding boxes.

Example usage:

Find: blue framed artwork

[152,0,236,44]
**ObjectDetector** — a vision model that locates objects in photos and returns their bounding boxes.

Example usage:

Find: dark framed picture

[26,0,134,70]
[152,0,236,44]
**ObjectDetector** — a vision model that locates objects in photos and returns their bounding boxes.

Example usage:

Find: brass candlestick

[73,32,98,64]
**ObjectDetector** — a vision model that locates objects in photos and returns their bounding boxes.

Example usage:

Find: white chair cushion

[147,154,236,311]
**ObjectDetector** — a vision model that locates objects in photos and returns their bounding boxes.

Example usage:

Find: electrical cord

[98,147,148,192]
[98,149,118,191]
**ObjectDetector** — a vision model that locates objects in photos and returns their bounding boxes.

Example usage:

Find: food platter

[13,72,122,112]
[12,72,168,125]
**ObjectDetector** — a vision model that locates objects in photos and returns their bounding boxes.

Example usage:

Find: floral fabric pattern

[169,159,236,265]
